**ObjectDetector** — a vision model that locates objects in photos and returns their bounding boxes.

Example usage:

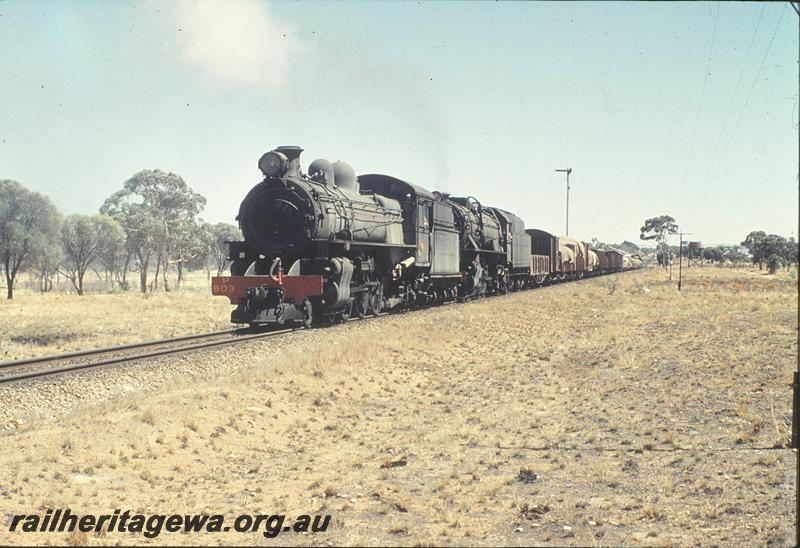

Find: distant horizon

[6,167,775,250]
[1,1,797,245]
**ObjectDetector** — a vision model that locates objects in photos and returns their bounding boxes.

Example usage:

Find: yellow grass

[0,265,796,545]
[0,272,232,361]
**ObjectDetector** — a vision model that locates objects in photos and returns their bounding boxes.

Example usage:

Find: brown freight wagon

[606,249,624,271]
[595,249,610,271]
[594,249,624,272]
[526,228,554,283]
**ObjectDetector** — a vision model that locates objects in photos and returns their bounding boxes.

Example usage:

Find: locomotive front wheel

[369,289,383,316]
[355,293,368,319]
[301,299,314,328]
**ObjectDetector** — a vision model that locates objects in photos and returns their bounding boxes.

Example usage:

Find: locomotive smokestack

[274,146,303,176]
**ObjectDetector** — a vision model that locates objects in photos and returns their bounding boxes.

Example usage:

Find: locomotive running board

[311,238,417,249]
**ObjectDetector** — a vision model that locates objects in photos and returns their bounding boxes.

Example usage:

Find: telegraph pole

[678,231,692,291]
[555,167,572,235]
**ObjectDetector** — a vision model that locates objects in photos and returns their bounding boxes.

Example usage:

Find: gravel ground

[0,267,796,546]
[0,317,391,428]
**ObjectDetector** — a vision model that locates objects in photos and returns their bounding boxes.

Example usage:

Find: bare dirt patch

[0,266,795,546]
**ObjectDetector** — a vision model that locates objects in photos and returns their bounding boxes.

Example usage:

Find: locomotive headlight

[258,150,288,178]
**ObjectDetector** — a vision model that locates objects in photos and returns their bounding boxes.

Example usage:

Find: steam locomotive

[211,146,642,326]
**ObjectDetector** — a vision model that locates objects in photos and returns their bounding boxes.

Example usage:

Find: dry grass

[0,265,796,545]
[0,272,232,361]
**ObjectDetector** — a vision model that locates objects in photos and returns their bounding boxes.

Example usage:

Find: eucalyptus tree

[59,214,124,295]
[640,215,678,268]
[102,170,206,292]
[0,179,61,299]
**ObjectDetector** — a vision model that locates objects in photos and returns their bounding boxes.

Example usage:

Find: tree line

[638,214,798,273]
[740,231,798,274]
[0,173,241,299]
[680,244,749,265]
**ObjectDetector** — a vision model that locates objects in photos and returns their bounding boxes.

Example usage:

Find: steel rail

[0,328,241,370]
[0,312,396,385]
[0,327,296,385]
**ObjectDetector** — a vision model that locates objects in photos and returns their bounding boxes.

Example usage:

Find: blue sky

[0,1,797,245]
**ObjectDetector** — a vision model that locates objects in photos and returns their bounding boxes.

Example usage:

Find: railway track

[0,326,296,385]
[0,270,637,386]
[0,310,397,386]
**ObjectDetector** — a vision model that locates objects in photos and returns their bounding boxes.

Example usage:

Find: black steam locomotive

[212,146,640,326]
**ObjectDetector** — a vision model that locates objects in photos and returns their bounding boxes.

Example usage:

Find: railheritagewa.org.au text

[8,509,331,539]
